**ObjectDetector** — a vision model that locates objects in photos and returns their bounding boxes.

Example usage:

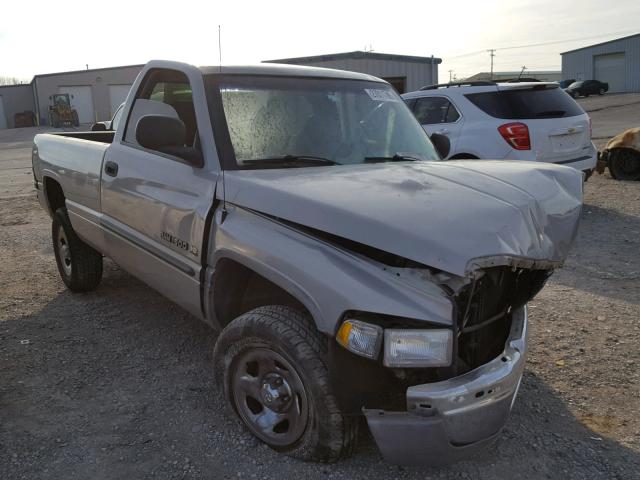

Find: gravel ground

[1,106,640,479]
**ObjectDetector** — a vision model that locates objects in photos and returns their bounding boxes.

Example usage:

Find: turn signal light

[336,320,383,359]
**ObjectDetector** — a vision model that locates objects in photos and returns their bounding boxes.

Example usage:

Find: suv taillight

[498,123,531,150]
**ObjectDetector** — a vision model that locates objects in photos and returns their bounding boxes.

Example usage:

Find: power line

[498,28,639,51]
[446,28,639,61]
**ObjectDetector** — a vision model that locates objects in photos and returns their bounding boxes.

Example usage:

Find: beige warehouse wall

[34,65,143,125]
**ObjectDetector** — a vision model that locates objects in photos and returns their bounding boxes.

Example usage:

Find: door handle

[104,161,119,177]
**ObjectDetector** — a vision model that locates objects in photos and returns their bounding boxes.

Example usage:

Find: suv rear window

[464,87,584,119]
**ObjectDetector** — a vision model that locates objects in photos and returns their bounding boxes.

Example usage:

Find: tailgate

[527,116,592,161]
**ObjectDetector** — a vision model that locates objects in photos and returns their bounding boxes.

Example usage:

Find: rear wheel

[599,88,605,95]
[609,149,640,181]
[52,208,103,292]
[214,306,357,462]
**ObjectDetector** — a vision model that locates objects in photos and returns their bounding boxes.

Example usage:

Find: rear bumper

[503,144,597,172]
[364,306,528,466]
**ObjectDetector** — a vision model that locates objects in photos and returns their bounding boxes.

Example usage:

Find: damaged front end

[597,127,640,180]
[330,263,553,466]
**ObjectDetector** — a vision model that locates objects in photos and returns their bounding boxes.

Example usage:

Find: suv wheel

[52,208,103,292]
[214,305,357,462]
[599,88,605,95]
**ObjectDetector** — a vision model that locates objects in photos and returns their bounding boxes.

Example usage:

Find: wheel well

[449,153,479,160]
[44,177,65,214]
[212,258,308,328]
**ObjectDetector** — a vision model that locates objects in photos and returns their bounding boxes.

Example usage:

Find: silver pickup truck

[32,60,583,466]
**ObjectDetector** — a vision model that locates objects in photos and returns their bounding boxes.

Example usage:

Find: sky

[1,0,639,83]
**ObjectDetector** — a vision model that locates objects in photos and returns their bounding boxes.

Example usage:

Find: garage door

[0,96,7,129]
[58,86,94,124]
[594,53,626,93]
[109,84,132,116]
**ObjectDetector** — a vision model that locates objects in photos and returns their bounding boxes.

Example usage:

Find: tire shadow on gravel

[1,267,639,479]
[552,203,640,305]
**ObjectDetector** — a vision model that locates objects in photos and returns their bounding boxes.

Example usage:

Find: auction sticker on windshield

[365,89,399,102]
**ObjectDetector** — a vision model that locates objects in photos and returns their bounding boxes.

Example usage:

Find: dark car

[559,79,576,89]
[564,80,609,98]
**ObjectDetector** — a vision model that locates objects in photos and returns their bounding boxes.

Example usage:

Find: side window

[124,69,198,150]
[413,97,460,125]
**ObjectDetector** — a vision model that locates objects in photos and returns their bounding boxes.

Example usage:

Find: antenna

[218,25,222,72]
[218,24,228,222]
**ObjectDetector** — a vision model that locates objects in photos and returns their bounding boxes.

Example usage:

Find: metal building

[561,33,640,93]
[264,51,441,93]
[32,64,143,125]
[0,64,143,128]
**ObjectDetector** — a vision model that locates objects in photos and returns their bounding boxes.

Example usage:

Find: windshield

[568,81,583,88]
[213,76,439,168]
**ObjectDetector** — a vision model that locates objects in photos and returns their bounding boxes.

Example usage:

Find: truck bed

[52,131,115,144]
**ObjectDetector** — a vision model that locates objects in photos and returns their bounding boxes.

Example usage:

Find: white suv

[402,81,597,173]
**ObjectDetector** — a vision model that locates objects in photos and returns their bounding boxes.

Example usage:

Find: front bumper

[364,306,528,466]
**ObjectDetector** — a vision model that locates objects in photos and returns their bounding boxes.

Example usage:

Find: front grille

[455,267,550,371]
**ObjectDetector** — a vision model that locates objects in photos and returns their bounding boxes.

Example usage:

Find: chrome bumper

[364,306,528,466]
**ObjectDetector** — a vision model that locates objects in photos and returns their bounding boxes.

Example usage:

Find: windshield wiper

[242,155,338,168]
[364,153,423,163]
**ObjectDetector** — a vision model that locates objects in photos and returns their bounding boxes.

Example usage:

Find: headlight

[336,319,383,359]
[383,329,452,367]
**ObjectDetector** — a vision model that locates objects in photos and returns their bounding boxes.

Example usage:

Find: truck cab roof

[198,63,384,82]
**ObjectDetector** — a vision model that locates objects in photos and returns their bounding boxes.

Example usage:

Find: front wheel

[52,208,103,292]
[214,306,357,462]
[599,88,605,95]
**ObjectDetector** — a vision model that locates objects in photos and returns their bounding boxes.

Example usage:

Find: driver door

[99,68,216,317]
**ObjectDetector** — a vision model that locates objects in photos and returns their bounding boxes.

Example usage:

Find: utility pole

[448,69,454,82]
[487,49,496,80]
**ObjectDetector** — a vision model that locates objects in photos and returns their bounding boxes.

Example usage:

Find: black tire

[51,112,60,128]
[214,306,357,463]
[609,149,640,181]
[52,208,103,292]
[599,88,605,95]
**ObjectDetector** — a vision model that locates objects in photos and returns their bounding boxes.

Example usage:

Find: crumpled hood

[223,160,583,276]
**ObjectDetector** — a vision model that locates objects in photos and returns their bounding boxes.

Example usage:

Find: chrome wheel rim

[231,348,309,446]
[57,226,72,276]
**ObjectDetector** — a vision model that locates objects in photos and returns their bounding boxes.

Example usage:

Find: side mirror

[136,114,203,166]
[430,133,450,159]
[91,122,107,132]
[136,114,186,150]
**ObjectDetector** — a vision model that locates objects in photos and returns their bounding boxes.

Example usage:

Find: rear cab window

[464,86,585,119]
